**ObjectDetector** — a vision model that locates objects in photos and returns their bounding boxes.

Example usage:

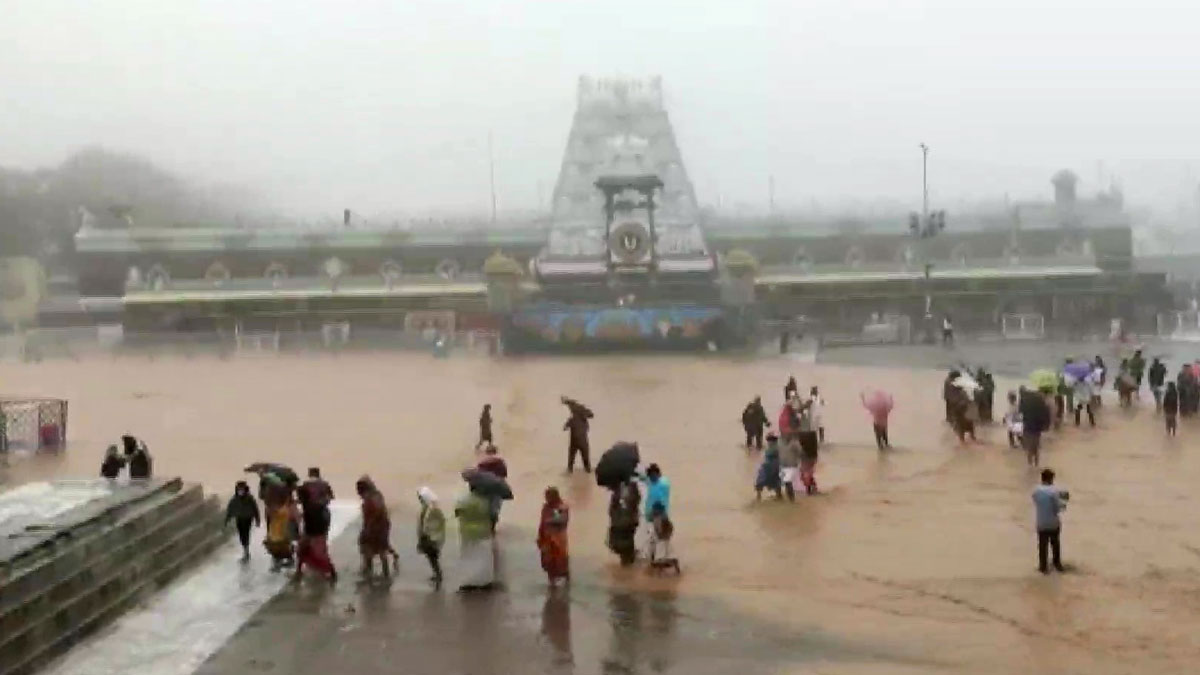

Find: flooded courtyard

[4,348,1200,674]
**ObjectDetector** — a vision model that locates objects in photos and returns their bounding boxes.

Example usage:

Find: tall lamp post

[910,142,947,343]
[920,142,929,221]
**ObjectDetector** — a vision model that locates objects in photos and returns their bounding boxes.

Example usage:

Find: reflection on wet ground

[193,513,934,675]
[4,348,1200,674]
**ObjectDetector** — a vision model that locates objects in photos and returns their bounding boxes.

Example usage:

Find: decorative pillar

[483,251,523,314]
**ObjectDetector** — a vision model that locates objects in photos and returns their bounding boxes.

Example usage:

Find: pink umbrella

[861,390,894,425]
[862,390,893,415]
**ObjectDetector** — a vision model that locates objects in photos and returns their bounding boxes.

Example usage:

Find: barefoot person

[356,476,393,579]
[537,487,570,586]
[417,487,446,585]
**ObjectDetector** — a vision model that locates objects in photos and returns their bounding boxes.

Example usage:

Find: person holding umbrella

[860,389,894,450]
[1064,359,1095,427]
[596,442,641,565]
[562,396,594,473]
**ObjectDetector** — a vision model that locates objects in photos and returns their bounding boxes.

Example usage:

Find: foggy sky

[3,0,1200,219]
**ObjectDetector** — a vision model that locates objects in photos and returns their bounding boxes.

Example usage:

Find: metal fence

[0,398,67,451]
[1,326,502,362]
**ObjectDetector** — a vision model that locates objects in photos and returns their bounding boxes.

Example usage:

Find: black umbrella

[462,468,514,500]
[595,442,640,489]
[244,462,299,485]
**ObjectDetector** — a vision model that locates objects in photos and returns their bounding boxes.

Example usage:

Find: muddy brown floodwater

[4,352,1200,673]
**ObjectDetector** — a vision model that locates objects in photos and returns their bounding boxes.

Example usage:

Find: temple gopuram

[61,78,1169,351]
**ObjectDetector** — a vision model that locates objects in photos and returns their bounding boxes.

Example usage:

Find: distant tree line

[0,147,265,260]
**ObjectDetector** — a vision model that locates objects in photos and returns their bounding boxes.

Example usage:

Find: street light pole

[918,142,933,342]
[920,142,929,221]
[488,130,497,225]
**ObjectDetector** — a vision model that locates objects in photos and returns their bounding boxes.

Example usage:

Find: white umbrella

[953,375,981,391]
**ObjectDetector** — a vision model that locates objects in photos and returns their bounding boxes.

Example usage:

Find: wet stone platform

[192,513,929,675]
[0,480,164,566]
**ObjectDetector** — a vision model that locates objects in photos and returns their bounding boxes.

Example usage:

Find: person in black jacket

[741,397,770,450]
[100,445,125,479]
[562,397,594,473]
[1163,382,1179,436]
[128,441,152,479]
[1148,357,1167,411]
[1019,387,1051,466]
[225,481,262,561]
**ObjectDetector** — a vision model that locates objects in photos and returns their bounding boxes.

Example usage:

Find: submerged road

[4,348,1200,673]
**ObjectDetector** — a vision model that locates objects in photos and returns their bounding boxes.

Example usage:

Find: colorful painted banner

[509,305,723,345]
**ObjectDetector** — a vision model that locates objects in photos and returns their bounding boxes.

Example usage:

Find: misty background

[3,0,1200,226]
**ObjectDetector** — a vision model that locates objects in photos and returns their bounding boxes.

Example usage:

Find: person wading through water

[1020,387,1051,466]
[478,404,493,450]
[1149,357,1167,411]
[606,478,640,565]
[561,396,594,473]
[1163,382,1179,436]
[1032,468,1069,574]
[537,487,570,586]
[741,396,770,450]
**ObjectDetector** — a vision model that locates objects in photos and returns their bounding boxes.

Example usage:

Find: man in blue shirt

[1031,468,1068,573]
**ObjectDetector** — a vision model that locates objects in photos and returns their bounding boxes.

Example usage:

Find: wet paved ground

[3,348,1200,674]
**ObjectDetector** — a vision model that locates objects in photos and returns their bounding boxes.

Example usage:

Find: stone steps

[0,479,228,675]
